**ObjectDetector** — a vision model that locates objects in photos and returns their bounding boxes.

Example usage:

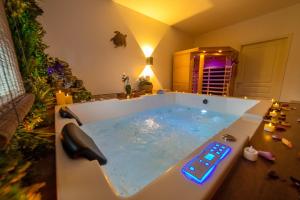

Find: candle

[56,90,65,105]
[273,102,279,109]
[65,93,73,104]
[271,117,278,124]
[264,123,275,132]
[269,110,277,117]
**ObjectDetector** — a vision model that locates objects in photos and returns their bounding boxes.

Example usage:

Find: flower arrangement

[122,73,132,96]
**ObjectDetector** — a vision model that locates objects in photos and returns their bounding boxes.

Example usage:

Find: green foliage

[2,0,93,197]
[125,84,132,95]
[13,128,54,161]
[73,90,92,102]
[137,77,152,88]
[5,0,55,129]
[2,1,57,199]
[5,0,48,80]
[0,131,49,200]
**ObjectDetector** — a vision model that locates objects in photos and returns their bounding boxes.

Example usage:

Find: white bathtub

[55,93,271,200]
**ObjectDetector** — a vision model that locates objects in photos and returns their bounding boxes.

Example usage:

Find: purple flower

[53,62,64,74]
[47,67,54,75]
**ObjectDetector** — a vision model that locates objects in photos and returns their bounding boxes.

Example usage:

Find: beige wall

[39,0,193,94]
[194,3,300,102]
[40,0,300,101]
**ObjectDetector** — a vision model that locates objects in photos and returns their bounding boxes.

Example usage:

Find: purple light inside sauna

[192,55,200,93]
[204,56,229,68]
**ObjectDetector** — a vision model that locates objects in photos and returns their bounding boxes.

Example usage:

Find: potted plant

[121,73,132,96]
[138,76,153,93]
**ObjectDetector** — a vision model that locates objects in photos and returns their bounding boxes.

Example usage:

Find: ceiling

[113,0,300,36]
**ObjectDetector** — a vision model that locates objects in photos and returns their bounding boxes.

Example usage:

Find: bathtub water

[81,104,240,197]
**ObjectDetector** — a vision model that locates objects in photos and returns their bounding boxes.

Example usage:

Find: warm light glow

[271,98,275,102]
[272,102,280,108]
[218,50,222,53]
[244,96,248,99]
[202,50,206,53]
[264,122,275,132]
[138,64,162,91]
[263,134,272,142]
[142,45,154,57]
[113,0,213,25]
[140,65,154,78]
[59,90,61,93]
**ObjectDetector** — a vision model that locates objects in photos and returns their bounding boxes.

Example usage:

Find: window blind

[0,7,25,109]
[0,1,34,148]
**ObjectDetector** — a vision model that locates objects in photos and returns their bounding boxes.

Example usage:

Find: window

[0,11,25,108]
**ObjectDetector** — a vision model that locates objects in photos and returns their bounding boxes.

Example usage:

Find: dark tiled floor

[212,103,300,200]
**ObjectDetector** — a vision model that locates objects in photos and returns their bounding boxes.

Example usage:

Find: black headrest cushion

[61,123,107,165]
[59,106,83,126]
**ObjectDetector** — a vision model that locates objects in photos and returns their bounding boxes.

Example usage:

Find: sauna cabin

[172,47,238,96]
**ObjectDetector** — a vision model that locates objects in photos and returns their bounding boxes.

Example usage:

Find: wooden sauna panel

[172,52,192,92]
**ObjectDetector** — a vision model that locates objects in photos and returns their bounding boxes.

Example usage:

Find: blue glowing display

[204,153,215,161]
[181,141,231,184]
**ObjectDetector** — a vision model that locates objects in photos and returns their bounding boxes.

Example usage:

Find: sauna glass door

[191,54,234,96]
[202,55,232,96]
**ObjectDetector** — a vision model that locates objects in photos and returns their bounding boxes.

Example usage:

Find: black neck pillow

[59,106,83,126]
[61,123,107,165]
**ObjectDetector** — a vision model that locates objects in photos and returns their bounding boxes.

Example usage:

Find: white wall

[39,0,193,94]
[194,3,300,102]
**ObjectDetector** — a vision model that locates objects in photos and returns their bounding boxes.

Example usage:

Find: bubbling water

[81,104,239,197]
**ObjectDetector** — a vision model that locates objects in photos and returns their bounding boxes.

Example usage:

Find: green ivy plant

[5,0,54,129]
[0,133,47,200]
[2,0,60,199]
[2,0,94,198]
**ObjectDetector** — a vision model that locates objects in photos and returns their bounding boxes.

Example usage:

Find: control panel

[182,141,231,184]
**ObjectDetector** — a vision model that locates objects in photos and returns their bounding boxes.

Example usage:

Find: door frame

[233,34,292,99]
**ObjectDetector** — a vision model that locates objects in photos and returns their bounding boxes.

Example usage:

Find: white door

[234,38,289,100]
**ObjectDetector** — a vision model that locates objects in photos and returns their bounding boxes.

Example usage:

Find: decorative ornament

[110,31,127,48]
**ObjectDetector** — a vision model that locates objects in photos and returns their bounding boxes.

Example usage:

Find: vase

[139,84,153,93]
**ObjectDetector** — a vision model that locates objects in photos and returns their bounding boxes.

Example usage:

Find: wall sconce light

[146,57,153,65]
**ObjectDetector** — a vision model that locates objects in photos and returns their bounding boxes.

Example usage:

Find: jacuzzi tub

[55,93,271,200]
